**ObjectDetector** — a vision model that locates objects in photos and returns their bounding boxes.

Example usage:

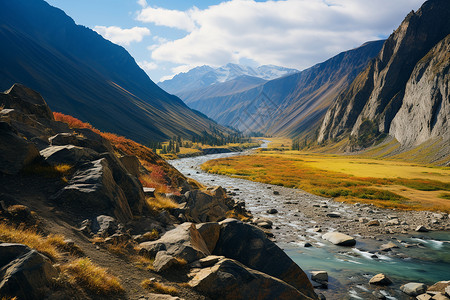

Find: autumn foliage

[53,112,183,193]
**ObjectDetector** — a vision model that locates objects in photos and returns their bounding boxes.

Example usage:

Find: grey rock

[195,222,220,253]
[266,208,278,214]
[322,232,356,246]
[369,273,392,285]
[40,145,99,166]
[415,225,429,232]
[189,258,314,300]
[311,271,328,282]
[400,282,427,296]
[380,242,399,252]
[326,212,341,218]
[0,122,40,175]
[140,223,210,264]
[153,251,179,272]
[184,190,228,223]
[0,243,58,300]
[213,219,316,299]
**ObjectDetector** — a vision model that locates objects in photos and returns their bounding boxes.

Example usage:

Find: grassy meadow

[201,145,450,212]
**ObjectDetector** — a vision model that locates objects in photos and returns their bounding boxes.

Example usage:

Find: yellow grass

[146,195,179,210]
[0,222,60,260]
[202,151,450,212]
[141,279,179,296]
[61,258,124,295]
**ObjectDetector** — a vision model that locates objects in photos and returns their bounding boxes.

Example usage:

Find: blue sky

[45,0,424,83]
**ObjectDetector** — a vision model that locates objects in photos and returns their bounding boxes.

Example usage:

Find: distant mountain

[318,0,449,163]
[185,41,384,137]
[0,0,229,143]
[158,63,298,95]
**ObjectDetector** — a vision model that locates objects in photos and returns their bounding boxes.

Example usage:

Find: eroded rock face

[189,258,316,300]
[213,219,317,299]
[184,190,228,223]
[318,0,450,158]
[0,122,39,175]
[0,243,58,300]
[140,223,210,263]
[390,34,450,147]
[51,158,133,221]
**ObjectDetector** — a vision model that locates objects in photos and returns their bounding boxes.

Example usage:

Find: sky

[45,0,424,83]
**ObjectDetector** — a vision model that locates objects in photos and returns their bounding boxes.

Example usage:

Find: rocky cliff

[318,0,450,160]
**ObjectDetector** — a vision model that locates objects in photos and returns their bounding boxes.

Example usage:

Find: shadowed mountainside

[0,0,230,143]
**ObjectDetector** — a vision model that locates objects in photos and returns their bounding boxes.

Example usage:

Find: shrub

[146,195,178,210]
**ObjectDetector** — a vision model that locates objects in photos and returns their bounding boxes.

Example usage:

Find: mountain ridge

[0,0,229,143]
[158,63,298,95]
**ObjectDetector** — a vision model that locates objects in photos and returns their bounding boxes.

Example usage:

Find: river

[169,144,450,300]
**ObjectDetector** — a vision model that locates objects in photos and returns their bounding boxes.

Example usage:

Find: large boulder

[213,219,317,299]
[51,158,133,221]
[184,190,229,223]
[0,122,40,175]
[0,243,58,300]
[118,155,141,178]
[189,258,316,300]
[140,223,210,263]
[322,232,356,246]
[195,222,220,253]
[40,145,99,166]
[1,84,54,120]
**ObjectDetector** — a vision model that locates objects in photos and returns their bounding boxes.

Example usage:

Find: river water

[169,145,450,300]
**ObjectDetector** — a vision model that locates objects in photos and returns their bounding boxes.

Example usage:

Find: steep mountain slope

[0,0,229,143]
[186,41,384,136]
[158,63,298,95]
[318,0,449,160]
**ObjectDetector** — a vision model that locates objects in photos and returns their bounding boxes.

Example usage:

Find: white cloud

[136,6,197,32]
[94,26,150,46]
[137,0,147,8]
[136,0,424,78]
[138,60,159,72]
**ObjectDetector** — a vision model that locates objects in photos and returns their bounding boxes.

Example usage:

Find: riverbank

[170,150,450,300]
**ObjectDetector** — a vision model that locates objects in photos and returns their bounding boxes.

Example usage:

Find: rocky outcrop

[318,0,450,158]
[213,219,317,299]
[0,243,58,300]
[140,223,210,264]
[184,189,229,223]
[189,257,315,300]
[0,122,39,175]
[0,84,146,221]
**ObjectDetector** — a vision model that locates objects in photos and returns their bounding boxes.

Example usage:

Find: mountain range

[158,63,298,96]
[318,0,449,163]
[0,0,229,143]
[180,41,384,137]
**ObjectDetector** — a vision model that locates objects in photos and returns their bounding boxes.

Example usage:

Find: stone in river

[311,271,328,282]
[369,273,392,285]
[326,212,341,218]
[380,241,399,252]
[400,282,427,296]
[322,232,356,246]
[415,225,429,232]
[368,220,380,226]
[266,208,278,214]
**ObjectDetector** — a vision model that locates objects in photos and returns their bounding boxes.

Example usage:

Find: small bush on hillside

[141,279,178,295]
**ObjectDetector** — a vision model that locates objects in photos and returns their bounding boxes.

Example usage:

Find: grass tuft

[146,195,179,210]
[61,258,124,295]
[141,279,178,295]
[0,222,59,260]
